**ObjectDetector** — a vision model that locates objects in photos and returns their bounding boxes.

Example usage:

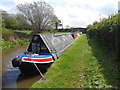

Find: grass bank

[1,28,31,50]
[14,30,33,35]
[32,34,119,88]
[1,39,30,50]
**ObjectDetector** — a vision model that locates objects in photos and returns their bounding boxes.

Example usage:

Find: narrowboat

[11,33,79,74]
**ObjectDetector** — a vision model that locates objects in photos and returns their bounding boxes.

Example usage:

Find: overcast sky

[0,0,119,28]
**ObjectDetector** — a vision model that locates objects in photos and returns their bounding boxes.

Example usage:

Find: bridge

[57,27,87,33]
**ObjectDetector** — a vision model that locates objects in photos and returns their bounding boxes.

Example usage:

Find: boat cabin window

[28,35,49,54]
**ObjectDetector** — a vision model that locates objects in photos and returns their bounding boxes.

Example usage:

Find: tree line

[2,11,31,30]
[87,13,120,57]
[1,1,61,32]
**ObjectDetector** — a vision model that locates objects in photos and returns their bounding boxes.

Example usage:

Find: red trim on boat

[23,57,53,62]
[18,54,22,58]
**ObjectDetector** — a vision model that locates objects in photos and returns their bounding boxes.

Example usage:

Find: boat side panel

[19,62,52,74]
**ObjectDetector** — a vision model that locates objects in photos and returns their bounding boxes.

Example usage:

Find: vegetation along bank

[1,28,32,50]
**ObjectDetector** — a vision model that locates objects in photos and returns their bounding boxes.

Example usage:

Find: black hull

[19,62,53,74]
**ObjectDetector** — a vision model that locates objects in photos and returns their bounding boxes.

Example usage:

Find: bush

[2,28,18,41]
[1,40,16,50]
[18,40,30,45]
[87,14,119,54]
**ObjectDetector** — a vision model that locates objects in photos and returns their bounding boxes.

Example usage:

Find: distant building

[71,27,87,33]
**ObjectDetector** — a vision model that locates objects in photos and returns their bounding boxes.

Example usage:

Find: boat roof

[27,33,75,59]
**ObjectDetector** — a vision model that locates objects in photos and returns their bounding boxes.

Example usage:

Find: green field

[32,34,118,88]
[14,30,33,34]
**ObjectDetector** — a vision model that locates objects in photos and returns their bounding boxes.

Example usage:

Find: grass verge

[1,29,31,50]
[1,39,30,50]
[31,34,118,88]
[14,30,33,35]
[1,40,16,50]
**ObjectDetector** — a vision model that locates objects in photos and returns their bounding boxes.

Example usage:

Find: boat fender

[12,58,21,67]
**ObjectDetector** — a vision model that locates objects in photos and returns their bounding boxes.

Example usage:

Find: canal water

[2,45,41,89]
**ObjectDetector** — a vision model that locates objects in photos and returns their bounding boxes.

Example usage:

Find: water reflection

[2,67,41,89]
[17,73,41,88]
[2,68,20,88]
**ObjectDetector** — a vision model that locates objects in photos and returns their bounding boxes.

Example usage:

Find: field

[14,30,33,35]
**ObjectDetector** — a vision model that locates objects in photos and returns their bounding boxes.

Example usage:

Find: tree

[15,14,31,30]
[86,24,92,29]
[66,25,70,28]
[1,10,9,20]
[93,21,98,25]
[17,1,58,32]
[0,10,9,27]
[4,16,18,29]
[53,16,62,30]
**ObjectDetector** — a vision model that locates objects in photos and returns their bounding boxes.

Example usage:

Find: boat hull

[19,62,53,74]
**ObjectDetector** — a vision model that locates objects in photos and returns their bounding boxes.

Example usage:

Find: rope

[33,62,45,78]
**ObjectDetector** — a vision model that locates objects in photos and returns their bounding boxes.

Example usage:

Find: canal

[2,45,41,89]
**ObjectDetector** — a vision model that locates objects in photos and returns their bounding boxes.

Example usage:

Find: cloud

[52,1,94,27]
[0,0,119,27]
[119,1,120,11]
[98,3,118,15]
[49,0,119,27]
[0,0,17,13]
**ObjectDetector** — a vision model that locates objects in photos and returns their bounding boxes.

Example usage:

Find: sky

[0,0,119,28]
